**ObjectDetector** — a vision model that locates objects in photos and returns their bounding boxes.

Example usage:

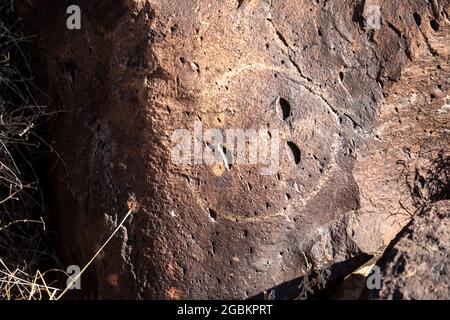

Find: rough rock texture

[366,200,450,299]
[18,0,449,299]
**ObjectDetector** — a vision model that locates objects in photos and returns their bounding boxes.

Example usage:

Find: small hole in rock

[277,97,291,120]
[208,208,217,221]
[339,71,344,82]
[413,12,421,26]
[222,146,233,170]
[430,19,439,31]
[287,141,301,165]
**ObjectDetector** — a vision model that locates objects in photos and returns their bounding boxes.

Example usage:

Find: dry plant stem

[0,1,59,300]
[0,258,60,300]
[56,208,134,300]
[0,218,44,232]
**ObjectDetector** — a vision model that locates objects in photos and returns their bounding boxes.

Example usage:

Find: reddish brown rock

[366,200,450,299]
[18,0,450,299]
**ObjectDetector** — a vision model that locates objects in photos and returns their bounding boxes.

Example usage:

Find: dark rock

[366,200,450,299]
[17,0,450,299]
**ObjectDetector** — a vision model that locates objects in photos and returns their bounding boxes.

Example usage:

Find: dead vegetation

[0,0,60,300]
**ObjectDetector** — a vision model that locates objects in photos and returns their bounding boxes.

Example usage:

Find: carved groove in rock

[18,0,450,299]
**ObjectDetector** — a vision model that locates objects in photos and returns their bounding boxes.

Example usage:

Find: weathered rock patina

[19,0,449,299]
[365,200,450,299]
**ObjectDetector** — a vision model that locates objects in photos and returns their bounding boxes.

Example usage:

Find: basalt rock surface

[18,0,449,299]
[366,200,450,299]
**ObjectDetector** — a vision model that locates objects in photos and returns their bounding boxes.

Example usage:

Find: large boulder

[366,200,450,299]
[18,0,449,299]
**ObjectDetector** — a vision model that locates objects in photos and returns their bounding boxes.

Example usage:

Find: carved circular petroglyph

[181,65,342,222]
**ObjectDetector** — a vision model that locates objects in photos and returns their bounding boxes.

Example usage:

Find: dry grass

[0,1,136,300]
[0,258,61,300]
[0,0,60,300]
[56,207,135,300]
[0,208,135,300]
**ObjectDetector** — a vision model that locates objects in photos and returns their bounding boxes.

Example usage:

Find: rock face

[366,200,450,299]
[19,0,449,299]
